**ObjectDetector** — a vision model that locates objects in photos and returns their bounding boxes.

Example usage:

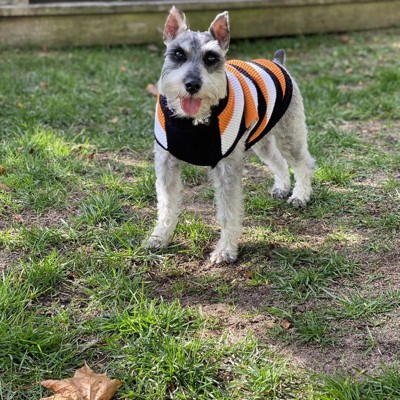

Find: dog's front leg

[145,143,182,248]
[209,149,244,264]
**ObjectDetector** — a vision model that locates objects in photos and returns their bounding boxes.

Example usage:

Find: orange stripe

[253,59,286,95]
[218,77,235,136]
[227,60,268,143]
[225,64,258,129]
[248,114,267,144]
[157,95,166,132]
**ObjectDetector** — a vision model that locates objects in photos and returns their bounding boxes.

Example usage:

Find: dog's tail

[273,49,286,66]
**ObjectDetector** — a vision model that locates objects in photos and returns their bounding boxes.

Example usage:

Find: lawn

[1,27,400,399]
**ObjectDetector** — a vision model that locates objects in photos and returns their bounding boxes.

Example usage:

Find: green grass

[1,27,400,399]
[322,365,400,399]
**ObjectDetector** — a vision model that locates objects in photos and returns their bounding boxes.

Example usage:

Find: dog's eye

[174,49,186,62]
[203,52,219,66]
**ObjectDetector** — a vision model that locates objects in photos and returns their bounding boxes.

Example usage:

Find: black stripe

[274,61,293,126]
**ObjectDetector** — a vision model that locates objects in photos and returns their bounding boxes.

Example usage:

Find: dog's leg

[209,146,244,264]
[252,135,291,199]
[273,80,316,207]
[145,143,182,248]
[286,149,316,207]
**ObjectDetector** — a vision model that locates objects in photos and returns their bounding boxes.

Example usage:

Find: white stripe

[154,102,168,149]
[242,74,258,111]
[220,71,244,155]
[247,62,277,123]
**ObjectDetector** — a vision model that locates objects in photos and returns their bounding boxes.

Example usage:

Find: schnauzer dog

[145,7,316,264]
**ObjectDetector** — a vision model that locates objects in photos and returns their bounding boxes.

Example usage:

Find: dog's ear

[209,11,230,53]
[163,6,188,43]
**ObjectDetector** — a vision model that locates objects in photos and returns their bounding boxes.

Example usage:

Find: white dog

[145,7,316,264]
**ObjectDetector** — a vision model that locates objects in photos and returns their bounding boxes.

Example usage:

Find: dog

[145,7,316,264]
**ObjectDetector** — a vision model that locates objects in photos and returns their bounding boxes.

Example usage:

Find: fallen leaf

[146,83,159,97]
[245,270,253,280]
[339,33,350,44]
[39,81,49,88]
[280,318,291,330]
[345,67,353,74]
[0,183,12,192]
[42,395,71,400]
[110,117,119,124]
[0,165,5,175]
[13,214,24,223]
[41,363,122,400]
[265,320,277,329]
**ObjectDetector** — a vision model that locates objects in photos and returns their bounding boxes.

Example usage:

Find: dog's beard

[159,66,227,119]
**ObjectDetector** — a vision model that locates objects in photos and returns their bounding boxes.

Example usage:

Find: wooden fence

[0,0,399,47]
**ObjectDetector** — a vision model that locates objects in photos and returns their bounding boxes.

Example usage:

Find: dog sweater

[154,59,293,168]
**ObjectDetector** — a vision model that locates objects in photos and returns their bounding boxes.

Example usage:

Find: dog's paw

[270,186,290,199]
[210,249,237,264]
[287,195,309,208]
[143,235,168,249]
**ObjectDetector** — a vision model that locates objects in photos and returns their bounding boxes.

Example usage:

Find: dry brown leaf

[265,320,277,329]
[146,83,159,97]
[41,363,122,400]
[0,165,5,175]
[0,183,12,192]
[280,318,291,330]
[39,81,49,88]
[339,33,350,44]
[13,214,24,223]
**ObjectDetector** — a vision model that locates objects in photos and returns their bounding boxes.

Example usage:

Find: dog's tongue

[181,97,202,115]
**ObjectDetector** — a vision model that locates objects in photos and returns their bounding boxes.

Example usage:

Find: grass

[1,27,400,399]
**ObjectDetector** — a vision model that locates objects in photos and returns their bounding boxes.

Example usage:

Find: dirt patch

[340,119,400,150]
[0,204,79,272]
[95,149,151,168]
[0,249,20,273]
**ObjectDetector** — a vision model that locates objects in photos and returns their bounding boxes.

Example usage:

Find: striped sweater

[154,58,293,168]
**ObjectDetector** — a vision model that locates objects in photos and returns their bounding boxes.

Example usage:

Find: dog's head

[158,7,230,120]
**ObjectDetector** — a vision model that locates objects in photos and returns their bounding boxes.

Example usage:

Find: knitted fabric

[154,58,293,168]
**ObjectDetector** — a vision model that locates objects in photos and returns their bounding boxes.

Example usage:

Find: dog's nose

[185,79,202,94]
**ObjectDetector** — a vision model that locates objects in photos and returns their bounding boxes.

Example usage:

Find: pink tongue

[181,97,202,115]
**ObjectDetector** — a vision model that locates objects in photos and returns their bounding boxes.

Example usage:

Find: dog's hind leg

[252,134,291,199]
[209,144,245,264]
[286,147,316,207]
[145,143,182,248]
[272,80,316,207]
